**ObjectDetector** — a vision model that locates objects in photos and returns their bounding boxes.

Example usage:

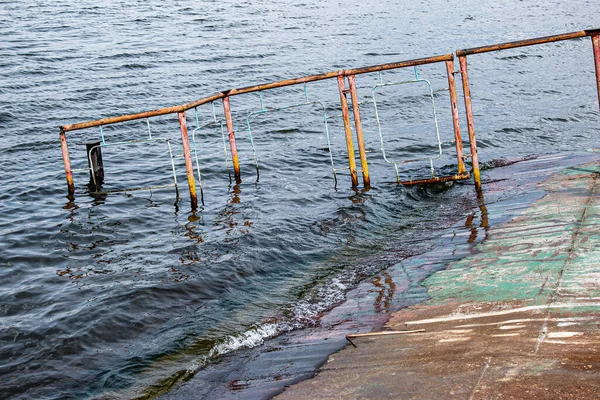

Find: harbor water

[0,1,598,398]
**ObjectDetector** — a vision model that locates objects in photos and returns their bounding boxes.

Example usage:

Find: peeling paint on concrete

[277,159,600,400]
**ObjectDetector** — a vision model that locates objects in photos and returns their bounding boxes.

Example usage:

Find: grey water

[0,0,598,399]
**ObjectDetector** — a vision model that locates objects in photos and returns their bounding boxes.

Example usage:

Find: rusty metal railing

[455,28,600,192]
[60,53,469,210]
[60,28,600,210]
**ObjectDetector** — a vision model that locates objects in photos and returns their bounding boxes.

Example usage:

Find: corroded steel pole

[347,75,370,187]
[177,111,198,210]
[445,59,466,175]
[456,30,587,56]
[592,34,600,111]
[458,55,482,192]
[59,130,75,196]
[223,97,241,184]
[337,75,359,187]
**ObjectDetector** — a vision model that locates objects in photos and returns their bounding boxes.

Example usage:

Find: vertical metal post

[445,59,466,175]
[592,34,600,111]
[223,96,242,184]
[60,129,75,196]
[347,75,370,188]
[178,111,198,211]
[458,55,482,192]
[86,141,104,187]
[337,75,359,188]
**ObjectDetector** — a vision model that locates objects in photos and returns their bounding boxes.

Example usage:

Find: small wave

[541,116,579,123]
[180,261,373,383]
[496,54,543,61]
[122,63,154,70]
[495,126,541,134]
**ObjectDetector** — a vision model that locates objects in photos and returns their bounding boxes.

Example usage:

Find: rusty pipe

[347,75,370,188]
[456,30,587,56]
[60,130,75,196]
[178,111,198,211]
[592,34,600,111]
[458,55,482,193]
[60,54,455,133]
[337,75,359,187]
[223,97,241,184]
[399,172,470,186]
[445,59,466,175]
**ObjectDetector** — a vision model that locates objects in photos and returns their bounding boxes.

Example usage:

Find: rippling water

[1,1,598,399]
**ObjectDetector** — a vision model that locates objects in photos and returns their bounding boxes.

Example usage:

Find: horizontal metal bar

[456,30,591,56]
[60,93,225,133]
[99,137,170,148]
[60,54,453,133]
[398,172,470,186]
[585,29,600,37]
[346,53,454,76]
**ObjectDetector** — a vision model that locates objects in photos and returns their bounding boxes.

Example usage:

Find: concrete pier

[277,160,600,399]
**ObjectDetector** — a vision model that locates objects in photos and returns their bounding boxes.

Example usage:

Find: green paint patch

[422,161,600,312]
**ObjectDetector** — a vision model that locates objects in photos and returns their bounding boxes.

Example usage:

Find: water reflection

[464,192,490,243]
[214,184,254,241]
[372,270,396,313]
[184,213,205,244]
[62,197,79,221]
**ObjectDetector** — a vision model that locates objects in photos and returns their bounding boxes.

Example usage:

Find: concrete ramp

[277,161,600,399]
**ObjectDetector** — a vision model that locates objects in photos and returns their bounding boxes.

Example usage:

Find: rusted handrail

[456,30,593,57]
[455,28,600,194]
[59,28,600,211]
[59,52,465,208]
[60,54,453,133]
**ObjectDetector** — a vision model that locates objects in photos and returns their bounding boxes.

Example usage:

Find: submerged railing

[456,29,600,191]
[59,29,600,210]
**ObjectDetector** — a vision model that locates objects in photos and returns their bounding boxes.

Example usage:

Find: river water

[0,1,598,399]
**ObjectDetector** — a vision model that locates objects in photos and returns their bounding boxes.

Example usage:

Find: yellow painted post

[445,59,467,175]
[347,75,370,188]
[177,111,198,210]
[458,55,482,192]
[337,75,359,187]
[223,96,241,184]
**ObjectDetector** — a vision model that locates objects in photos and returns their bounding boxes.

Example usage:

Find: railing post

[591,34,600,111]
[458,55,482,192]
[177,111,198,211]
[223,96,242,184]
[445,59,467,175]
[59,129,75,196]
[337,75,359,188]
[347,75,370,188]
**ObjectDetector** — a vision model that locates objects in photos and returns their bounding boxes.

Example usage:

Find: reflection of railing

[59,29,600,211]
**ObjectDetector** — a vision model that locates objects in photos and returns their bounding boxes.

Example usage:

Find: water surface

[0,1,598,398]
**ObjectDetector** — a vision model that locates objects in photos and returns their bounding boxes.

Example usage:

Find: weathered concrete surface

[277,161,600,399]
